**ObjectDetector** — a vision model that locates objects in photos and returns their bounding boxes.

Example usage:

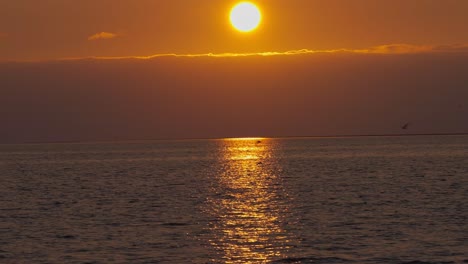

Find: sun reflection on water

[206,138,293,263]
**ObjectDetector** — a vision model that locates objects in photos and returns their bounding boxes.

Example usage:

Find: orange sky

[1,0,468,60]
[1,1,468,143]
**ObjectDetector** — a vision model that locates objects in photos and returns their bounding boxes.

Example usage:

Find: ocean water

[1,136,467,264]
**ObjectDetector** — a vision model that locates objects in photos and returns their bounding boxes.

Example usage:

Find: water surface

[1,136,467,263]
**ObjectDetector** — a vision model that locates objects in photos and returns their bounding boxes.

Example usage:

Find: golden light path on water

[205,138,295,263]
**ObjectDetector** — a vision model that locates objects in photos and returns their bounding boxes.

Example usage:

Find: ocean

[1,136,467,263]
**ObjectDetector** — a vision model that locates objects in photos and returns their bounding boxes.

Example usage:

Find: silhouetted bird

[401,123,410,130]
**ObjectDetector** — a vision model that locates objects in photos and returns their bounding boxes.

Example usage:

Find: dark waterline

[3,132,468,146]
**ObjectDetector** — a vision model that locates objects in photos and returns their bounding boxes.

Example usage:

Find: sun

[230,2,262,33]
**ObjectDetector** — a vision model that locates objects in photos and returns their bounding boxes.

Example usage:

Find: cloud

[362,44,434,54]
[361,44,468,54]
[431,44,468,53]
[87,32,119,41]
[60,43,468,61]
[4,43,468,63]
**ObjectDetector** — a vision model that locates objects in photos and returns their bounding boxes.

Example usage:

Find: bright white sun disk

[230,2,262,32]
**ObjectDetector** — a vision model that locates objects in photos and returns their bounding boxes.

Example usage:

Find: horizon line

[4,132,468,145]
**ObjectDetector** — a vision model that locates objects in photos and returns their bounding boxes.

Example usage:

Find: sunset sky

[1,0,468,143]
[2,0,468,60]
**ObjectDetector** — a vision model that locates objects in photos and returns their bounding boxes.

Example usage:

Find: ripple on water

[0,136,467,263]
